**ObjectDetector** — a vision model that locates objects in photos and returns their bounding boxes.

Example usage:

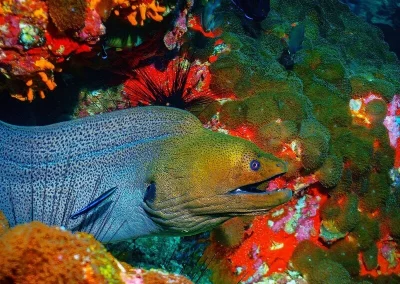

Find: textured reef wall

[191,0,400,283]
[0,0,177,102]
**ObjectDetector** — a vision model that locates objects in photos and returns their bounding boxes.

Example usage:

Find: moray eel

[0,106,291,242]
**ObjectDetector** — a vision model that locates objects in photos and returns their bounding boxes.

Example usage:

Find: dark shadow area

[0,67,126,126]
[375,23,400,58]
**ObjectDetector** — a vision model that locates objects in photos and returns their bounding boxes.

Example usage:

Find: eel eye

[250,159,260,171]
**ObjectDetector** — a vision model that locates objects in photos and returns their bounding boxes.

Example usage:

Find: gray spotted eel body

[0,106,201,242]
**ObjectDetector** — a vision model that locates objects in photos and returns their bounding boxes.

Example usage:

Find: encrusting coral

[0,216,193,284]
[0,221,123,283]
[47,0,87,32]
[0,0,172,102]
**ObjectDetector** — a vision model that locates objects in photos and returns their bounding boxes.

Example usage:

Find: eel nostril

[277,161,288,168]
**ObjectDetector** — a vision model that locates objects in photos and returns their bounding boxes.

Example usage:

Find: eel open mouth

[229,173,286,195]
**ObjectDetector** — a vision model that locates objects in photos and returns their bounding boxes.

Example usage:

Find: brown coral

[48,0,87,32]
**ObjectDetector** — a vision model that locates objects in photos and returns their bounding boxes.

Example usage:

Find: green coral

[299,119,330,170]
[219,100,247,128]
[328,239,360,276]
[307,259,352,284]
[385,197,400,241]
[332,128,373,177]
[350,215,380,251]
[365,100,387,126]
[314,60,346,86]
[350,76,397,100]
[363,244,378,271]
[290,240,327,272]
[256,120,298,152]
[304,83,352,130]
[291,241,353,284]
[320,193,360,237]
[245,91,311,126]
[370,126,394,173]
[360,173,391,212]
[315,154,343,188]
[300,135,328,170]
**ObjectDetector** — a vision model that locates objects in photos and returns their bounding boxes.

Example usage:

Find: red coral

[46,32,92,58]
[188,15,222,38]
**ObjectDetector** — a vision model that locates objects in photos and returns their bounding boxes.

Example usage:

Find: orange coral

[11,70,58,102]
[113,0,166,26]
[0,214,194,283]
[0,221,122,283]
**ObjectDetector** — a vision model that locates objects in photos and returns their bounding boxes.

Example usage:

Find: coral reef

[0,221,122,283]
[106,233,210,282]
[0,215,192,284]
[0,0,93,101]
[183,0,400,282]
[0,0,178,102]
[74,84,131,118]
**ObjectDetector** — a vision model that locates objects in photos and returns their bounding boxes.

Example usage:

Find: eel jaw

[228,173,285,195]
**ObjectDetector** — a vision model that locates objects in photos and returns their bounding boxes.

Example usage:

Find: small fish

[288,23,305,54]
[279,23,305,69]
[70,186,117,220]
[101,44,108,59]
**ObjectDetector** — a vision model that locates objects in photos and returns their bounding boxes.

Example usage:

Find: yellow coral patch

[90,0,102,9]
[35,58,55,70]
[33,8,47,21]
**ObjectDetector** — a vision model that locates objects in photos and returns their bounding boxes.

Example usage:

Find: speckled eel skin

[0,106,291,242]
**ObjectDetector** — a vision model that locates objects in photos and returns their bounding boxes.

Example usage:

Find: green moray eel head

[143,130,292,236]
